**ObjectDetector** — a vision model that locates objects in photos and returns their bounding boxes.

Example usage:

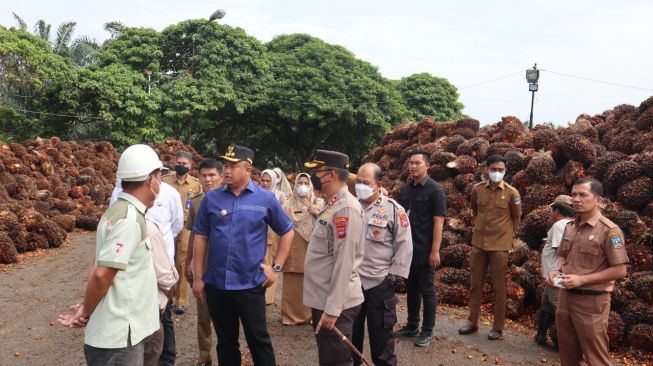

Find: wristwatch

[271,262,283,272]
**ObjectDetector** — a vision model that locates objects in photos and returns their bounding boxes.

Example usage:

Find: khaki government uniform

[352,194,413,366]
[304,185,365,366]
[185,192,213,364]
[468,180,521,331]
[265,192,285,305]
[556,212,628,366]
[162,173,201,308]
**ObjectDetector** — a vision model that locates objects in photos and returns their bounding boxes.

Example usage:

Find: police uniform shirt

[358,194,413,290]
[162,173,202,221]
[558,212,629,292]
[304,186,365,317]
[471,180,522,251]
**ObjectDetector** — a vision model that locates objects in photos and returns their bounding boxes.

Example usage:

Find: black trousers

[406,262,437,334]
[312,305,362,366]
[205,283,275,366]
[352,278,398,366]
[158,300,175,366]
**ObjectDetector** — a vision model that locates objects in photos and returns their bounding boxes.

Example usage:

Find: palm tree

[11,13,98,67]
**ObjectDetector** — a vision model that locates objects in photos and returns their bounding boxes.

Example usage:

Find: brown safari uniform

[468,180,521,331]
[304,185,365,366]
[185,192,213,365]
[556,212,628,366]
[162,173,202,308]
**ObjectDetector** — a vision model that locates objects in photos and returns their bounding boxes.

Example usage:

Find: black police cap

[219,144,254,165]
[304,149,349,169]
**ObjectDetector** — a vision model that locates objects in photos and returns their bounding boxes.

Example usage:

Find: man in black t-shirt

[395,149,446,347]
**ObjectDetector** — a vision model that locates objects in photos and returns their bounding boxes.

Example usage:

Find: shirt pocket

[366,219,388,242]
[578,243,602,269]
[310,224,330,254]
[477,200,488,213]
[495,200,508,209]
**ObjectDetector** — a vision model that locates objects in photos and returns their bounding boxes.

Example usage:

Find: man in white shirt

[535,195,574,346]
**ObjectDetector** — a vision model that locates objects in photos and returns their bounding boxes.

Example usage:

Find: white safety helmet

[116,144,163,182]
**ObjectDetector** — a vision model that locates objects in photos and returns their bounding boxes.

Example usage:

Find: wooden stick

[332,326,372,366]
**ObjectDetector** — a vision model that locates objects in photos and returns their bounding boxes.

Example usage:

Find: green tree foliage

[0,26,77,140]
[254,34,404,168]
[396,72,464,122]
[0,19,465,167]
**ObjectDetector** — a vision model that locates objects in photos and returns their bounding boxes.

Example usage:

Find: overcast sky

[4,0,652,125]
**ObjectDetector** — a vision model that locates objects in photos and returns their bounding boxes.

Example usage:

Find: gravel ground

[3,231,623,366]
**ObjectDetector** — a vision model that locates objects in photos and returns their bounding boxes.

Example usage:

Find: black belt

[566,288,608,296]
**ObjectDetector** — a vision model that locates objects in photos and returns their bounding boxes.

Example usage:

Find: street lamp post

[525,63,539,130]
[190,9,226,76]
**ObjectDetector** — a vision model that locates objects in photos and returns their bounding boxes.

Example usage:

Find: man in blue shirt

[191,144,294,366]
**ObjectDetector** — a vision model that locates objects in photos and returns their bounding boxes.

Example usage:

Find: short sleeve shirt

[84,192,159,349]
[558,212,628,292]
[398,175,446,263]
[193,181,293,290]
[471,180,522,251]
[162,173,202,221]
[541,218,572,279]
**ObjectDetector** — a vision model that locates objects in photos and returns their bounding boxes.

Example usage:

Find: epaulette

[386,197,406,212]
[598,216,618,229]
[191,192,205,201]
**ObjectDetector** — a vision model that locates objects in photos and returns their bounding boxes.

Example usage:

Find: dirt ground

[0,232,637,365]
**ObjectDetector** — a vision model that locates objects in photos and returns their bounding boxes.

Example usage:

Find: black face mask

[174,165,189,176]
[310,173,323,191]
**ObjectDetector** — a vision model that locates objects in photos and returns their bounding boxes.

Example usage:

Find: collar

[412,175,429,187]
[117,192,148,215]
[222,180,256,195]
[360,193,384,210]
[575,211,602,227]
[484,180,505,190]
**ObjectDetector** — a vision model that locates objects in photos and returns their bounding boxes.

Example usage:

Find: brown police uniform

[352,194,412,366]
[468,180,521,331]
[304,149,364,366]
[185,192,213,365]
[555,212,628,366]
[162,172,202,308]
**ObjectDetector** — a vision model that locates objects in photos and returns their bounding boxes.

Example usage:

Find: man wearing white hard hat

[58,144,163,366]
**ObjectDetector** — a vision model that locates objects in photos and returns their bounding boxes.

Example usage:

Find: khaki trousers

[556,290,611,366]
[468,246,508,330]
[173,229,191,307]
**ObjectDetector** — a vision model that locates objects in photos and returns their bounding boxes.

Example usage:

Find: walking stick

[332,326,372,366]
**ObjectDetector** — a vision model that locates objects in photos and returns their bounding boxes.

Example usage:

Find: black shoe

[488,328,503,340]
[414,333,432,347]
[458,323,478,335]
[535,311,553,345]
[394,326,419,337]
[174,306,186,314]
[196,362,212,366]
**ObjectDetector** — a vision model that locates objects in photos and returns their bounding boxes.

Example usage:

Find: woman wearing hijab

[280,173,324,325]
[260,169,286,305]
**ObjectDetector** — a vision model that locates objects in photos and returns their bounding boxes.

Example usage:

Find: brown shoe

[458,323,478,335]
[488,328,503,340]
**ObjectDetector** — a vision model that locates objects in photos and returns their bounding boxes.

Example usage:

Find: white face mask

[355,183,375,200]
[149,176,161,201]
[489,171,505,183]
[296,184,310,197]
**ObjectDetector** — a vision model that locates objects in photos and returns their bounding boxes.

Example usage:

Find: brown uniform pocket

[578,244,602,268]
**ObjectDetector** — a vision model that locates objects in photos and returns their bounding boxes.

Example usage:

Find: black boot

[535,311,553,345]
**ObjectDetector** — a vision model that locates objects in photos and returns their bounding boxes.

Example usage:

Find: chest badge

[588,234,594,241]
[220,209,227,216]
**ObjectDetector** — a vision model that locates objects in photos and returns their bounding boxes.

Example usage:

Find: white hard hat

[117,144,163,182]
